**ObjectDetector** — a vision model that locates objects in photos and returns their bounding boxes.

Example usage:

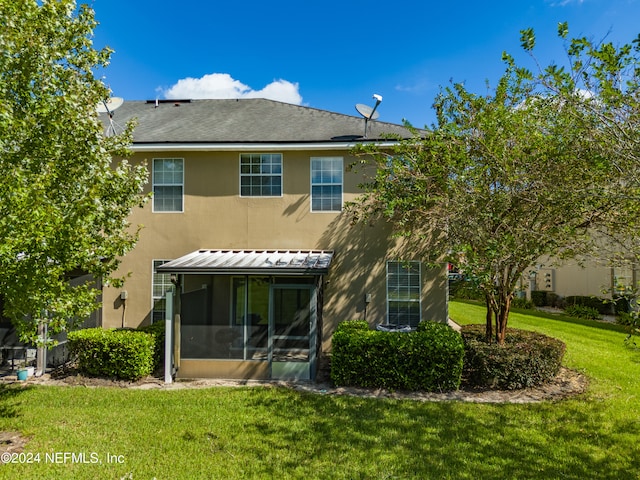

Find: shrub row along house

[98,99,448,381]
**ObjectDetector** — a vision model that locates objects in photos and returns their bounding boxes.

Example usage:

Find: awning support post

[164,289,174,384]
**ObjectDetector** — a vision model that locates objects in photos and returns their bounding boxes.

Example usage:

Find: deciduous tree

[349,25,639,344]
[0,0,147,343]
[521,23,640,266]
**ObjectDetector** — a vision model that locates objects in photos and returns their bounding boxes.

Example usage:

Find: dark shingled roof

[101,98,414,144]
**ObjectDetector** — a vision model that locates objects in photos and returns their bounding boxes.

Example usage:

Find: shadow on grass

[622,341,640,365]
[232,387,637,479]
[0,383,30,419]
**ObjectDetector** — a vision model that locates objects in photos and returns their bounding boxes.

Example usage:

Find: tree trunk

[484,267,521,345]
[495,293,511,345]
[485,295,494,343]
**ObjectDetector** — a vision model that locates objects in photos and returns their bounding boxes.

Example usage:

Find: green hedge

[334,320,369,332]
[68,328,155,381]
[564,304,601,321]
[511,297,535,310]
[137,321,166,372]
[531,290,547,307]
[564,295,612,315]
[330,321,464,392]
[460,324,566,390]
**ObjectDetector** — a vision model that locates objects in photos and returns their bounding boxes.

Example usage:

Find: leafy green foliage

[348,25,640,346]
[461,324,566,390]
[546,292,563,308]
[564,295,611,315]
[67,328,155,381]
[616,311,640,347]
[531,291,547,307]
[334,319,370,332]
[524,26,640,266]
[510,297,535,310]
[331,321,464,391]
[448,279,484,301]
[0,0,148,343]
[137,321,166,372]
[564,304,601,321]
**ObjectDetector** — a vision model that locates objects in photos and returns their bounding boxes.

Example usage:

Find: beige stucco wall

[549,261,612,298]
[527,256,613,300]
[103,149,447,349]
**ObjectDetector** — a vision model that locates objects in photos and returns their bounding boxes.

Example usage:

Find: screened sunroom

[157,249,333,381]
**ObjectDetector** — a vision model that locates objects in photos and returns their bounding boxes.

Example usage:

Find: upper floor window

[240,153,282,197]
[386,261,421,327]
[153,158,184,212]
[311,157,343,212]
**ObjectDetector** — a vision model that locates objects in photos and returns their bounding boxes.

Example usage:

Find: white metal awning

[156,249,334,275]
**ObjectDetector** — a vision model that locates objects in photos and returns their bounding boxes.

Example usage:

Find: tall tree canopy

[522,24,640,263]
[0,0,147,342]
[349,24,640,343]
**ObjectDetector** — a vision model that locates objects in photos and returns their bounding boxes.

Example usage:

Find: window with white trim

[152,260,173,322]
[386,261,421,327]
[240,153,282,197]
[153,158,184,212]
[311,157,343,212]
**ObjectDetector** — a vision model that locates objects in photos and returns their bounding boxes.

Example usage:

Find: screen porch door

[269,284,316,380]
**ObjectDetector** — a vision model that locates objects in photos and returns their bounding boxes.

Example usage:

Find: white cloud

[395,81,432,94]
[547,0,584,6]
[162,73,303,105]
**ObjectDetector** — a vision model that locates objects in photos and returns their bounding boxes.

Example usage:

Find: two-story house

[100,98,448,381]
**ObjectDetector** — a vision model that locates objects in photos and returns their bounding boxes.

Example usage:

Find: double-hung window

[311,157,343,212]
[152,260,173,323]
[240,153,282,197]
[153,158,184,212]
[386,261,421,327]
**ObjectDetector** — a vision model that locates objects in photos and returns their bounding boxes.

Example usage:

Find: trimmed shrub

[529,291,563,308]
[546,292,564,309]
[531,290,547,307]
[564,304,601,321]
[331,321,464,392]
[335,320,370,333]
[68,328,155,381]
[137,321,166,372]
[460,324,566,390]
[564,295,612,315]
[511,297,535,310]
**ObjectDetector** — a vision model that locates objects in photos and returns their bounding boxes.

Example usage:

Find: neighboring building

[99,99,448,381]
[524,256,637,305]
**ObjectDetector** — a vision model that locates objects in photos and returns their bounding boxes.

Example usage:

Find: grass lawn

[1,301,640,479]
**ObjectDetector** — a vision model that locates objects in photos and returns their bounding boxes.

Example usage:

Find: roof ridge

[117,98,407,126]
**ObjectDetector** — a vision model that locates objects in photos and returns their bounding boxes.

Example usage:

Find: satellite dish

[96,97,124,114]
[355,94,383,138]
[96,97,124,137]
[355,103,380,120]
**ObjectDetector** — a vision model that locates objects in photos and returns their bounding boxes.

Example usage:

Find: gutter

[131,141,402,153]
[156,267,330,276]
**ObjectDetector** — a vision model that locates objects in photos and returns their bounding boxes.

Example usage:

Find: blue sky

[91,0,640,128]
